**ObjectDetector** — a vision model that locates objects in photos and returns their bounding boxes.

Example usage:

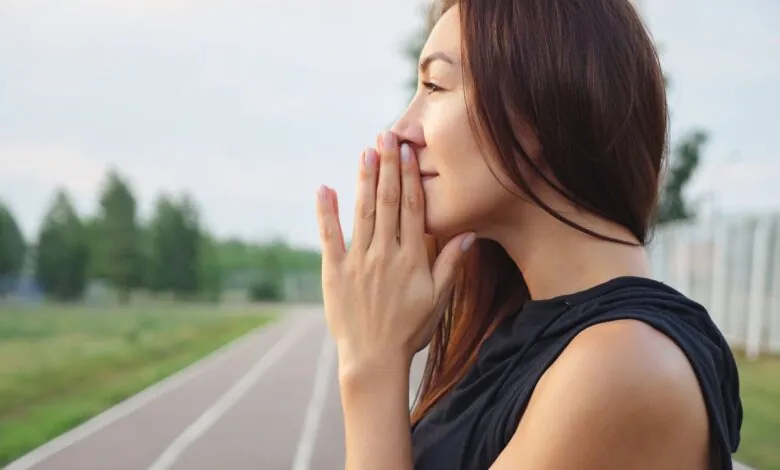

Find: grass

[734,353,780,470]
[0,303,277,466]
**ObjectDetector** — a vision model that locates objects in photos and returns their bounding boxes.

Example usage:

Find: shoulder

[491,319,711,470]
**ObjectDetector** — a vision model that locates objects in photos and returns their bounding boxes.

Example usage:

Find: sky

[0,0,778,250]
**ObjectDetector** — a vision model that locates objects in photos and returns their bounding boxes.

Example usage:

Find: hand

[315,130,476,375]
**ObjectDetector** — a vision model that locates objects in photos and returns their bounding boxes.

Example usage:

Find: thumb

[431,232,476,300]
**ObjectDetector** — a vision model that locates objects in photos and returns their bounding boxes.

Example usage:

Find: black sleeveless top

[411,276,743,470]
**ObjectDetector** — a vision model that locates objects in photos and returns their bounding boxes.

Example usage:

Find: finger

[431,232,476,301]
[351,148,378,252]
[399,143,426,256]
[316,185,346,265]
[329,187,346,252]
[373,130,402,248]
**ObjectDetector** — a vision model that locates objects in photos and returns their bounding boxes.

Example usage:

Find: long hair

[410,0,668,424]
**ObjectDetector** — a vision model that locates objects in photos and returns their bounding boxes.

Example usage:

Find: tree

[147,193,202,299]
[198,233,223,302]
[657,130,707,224]
[82,215,103,279]
[0,201,27,295]
[248,240,286,302]
[35,189,89,301]
[147,194,178,294]
[96,169,142,303]
[175,194,202,297]
[402,8,704,227]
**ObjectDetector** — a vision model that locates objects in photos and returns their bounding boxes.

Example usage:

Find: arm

[490,319,711,470]
[339,353,414,470]
[314,132,471,470]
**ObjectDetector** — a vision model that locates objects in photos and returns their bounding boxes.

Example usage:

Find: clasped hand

[316,130,476,376]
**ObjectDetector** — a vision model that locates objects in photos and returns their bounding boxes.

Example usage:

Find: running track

[5,306,751,470]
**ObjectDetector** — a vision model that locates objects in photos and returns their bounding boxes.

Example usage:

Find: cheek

[422,155,511,236]
[421,94,513,235]
[423,97,477,166]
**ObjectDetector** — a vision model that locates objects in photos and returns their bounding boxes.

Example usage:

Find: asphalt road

[5,306,427,470]
[4,305,751,470]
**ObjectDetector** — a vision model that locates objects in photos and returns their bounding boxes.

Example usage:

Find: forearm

[338,352,414,470]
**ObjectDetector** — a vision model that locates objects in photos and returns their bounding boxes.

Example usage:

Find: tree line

[0,169,322,303]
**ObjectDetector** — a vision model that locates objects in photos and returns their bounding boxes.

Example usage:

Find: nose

[390,106,425,151]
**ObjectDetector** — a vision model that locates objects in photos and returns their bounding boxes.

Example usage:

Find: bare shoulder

[490,319,711,470]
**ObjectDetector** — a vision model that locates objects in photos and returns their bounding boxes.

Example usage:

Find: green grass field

[0,303,277,466]
[734,353,780,470]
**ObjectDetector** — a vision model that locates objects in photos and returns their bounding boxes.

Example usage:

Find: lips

[420,170,439,178]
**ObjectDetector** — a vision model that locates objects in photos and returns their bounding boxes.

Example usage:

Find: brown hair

[410,0,668,424]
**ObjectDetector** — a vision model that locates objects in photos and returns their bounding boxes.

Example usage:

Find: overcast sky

[1,0,777,249]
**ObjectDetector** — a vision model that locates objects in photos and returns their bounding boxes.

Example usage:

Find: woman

[315,0,743,468]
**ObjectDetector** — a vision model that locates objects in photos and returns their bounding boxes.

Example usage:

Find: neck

[491,208,652,301]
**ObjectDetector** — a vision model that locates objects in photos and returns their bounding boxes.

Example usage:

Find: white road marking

[4,321,276,470]
[147,320,313,470]
[291,333,336,470]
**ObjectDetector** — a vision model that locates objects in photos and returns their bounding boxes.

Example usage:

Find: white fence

[649,212,780,359]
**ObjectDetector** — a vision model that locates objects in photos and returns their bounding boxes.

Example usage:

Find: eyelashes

[422,81,443,94]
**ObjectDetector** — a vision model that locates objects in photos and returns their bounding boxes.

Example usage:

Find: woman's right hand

[315,130,475,375]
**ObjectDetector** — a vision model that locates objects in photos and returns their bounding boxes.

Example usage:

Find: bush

[248,278,283,301]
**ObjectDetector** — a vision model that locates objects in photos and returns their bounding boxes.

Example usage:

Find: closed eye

[422,81,443,94]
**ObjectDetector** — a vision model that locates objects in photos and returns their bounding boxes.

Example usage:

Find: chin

[424,212,473,240]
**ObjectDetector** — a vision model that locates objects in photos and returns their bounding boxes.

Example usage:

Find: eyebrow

[419,51,457,73]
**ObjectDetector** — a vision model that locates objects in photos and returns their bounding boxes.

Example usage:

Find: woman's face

[391,6,521,240]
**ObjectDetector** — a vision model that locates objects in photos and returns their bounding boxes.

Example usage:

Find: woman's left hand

[315,130,475,376]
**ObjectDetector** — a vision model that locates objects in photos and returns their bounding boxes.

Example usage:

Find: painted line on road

[4,318,290,470]
[147,319,314,470]
[291,333,336,470]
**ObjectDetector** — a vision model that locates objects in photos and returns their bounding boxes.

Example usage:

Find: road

[4,306,427,470]
[4,306,752,470]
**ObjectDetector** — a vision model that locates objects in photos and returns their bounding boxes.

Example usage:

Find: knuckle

[380,142,399,161]
[321,264,341,286]
[379,188,401,206]
[398,250,417,270]
[343,258,360,279]
[366,249,389,269]
[358,201,375,220]
[360,165,374,180]
[403,189,423,211]
[319,220,336,240]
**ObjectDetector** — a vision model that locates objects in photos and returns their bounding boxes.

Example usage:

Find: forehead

[421,5,462,58]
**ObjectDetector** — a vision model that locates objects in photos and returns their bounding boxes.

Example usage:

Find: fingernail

[382,130,395,151]
[461,233,476,251]
[400,143,412,163]
[364,148,377,167]
[318,185,329,202]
